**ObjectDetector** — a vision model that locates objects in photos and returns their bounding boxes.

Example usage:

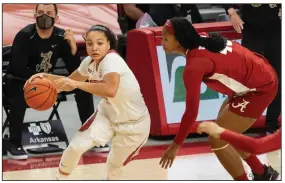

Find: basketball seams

[24,79,58,111]
[51,88,57,106]
[24,83,51,92]
[47,83,58,109]
[24,87,51,100]
[49,81,58,104]
[24,83,52,99]
[35,86,54,110]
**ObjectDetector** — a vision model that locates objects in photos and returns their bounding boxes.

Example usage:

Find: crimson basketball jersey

[187,38,277,97]
[174,35,278,145]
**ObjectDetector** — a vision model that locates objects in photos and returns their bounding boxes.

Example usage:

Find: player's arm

[52,71,119,97]
[55,53,122,97]
[173,67,204,146]
[160,57,214,169]
[9,31,37,78]
[38,70,88,83]
[220,129,281,154]
[73,54,122,97]
[198,122,281,154]
[174,57,214,146]
[74,72,120,98]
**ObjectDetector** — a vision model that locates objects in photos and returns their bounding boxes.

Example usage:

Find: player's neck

[175,47,187,56]
[93,59,102,69]
[36,26,54,39]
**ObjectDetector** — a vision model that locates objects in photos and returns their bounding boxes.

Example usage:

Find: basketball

[24,78,57,111]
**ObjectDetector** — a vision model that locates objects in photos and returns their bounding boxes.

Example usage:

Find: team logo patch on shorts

[232,99,250,112]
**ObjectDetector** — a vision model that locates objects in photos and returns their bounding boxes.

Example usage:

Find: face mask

[36,14,55,30]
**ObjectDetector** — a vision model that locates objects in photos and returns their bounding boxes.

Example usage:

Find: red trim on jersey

[123,137,148,166]
[79,110,98,132]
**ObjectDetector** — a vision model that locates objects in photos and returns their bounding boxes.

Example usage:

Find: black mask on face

[36,14,55,30]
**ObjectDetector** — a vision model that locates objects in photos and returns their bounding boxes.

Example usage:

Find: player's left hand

[24,73,47,89]
[159,143,180,169]
[197,122,225,138]
[54,77,77,92]
[64,28,77,55]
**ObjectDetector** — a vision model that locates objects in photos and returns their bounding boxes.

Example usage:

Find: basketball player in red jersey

[159,17,279,180]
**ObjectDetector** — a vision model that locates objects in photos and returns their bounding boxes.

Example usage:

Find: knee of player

[66,141,85,155]
[208,136,228,148]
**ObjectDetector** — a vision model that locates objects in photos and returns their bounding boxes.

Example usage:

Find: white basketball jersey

[78,51,147,123]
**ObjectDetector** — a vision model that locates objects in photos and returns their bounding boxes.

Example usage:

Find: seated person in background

[3,4,108,160]
[149,4,203,26]
[117,4,150,33]
[116,4,150,60]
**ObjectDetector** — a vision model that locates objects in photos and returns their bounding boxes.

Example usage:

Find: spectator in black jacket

[118,4,150,33]
[3,4,108,160]
[224,4,281,135]
[116,4,150,60]
[223,4,281,181]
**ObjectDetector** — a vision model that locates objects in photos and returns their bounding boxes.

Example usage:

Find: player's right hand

[160,143,179,169]
[24,73,46,89]
[228,11,244,34]
[54,77,77,92]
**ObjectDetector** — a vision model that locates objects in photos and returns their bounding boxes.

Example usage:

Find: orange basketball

[24,78,57,111]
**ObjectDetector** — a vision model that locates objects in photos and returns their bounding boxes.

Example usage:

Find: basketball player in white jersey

[26,25,150,180]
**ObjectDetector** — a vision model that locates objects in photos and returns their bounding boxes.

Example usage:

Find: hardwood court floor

[2,141,281,180]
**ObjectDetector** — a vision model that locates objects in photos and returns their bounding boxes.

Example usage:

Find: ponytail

[199,33,227,53]
[169,17,227,53]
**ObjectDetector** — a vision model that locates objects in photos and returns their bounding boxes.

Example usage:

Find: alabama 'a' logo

[232,99,250,112]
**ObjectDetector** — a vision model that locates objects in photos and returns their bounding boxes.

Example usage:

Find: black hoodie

[224,4,281,29]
